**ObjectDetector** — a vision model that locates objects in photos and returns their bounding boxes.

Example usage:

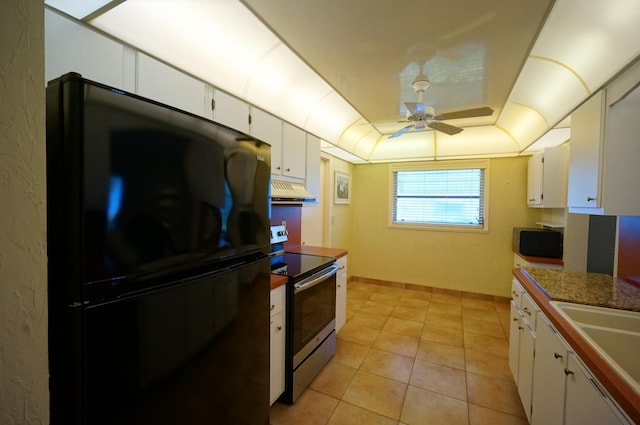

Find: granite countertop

[522,267,640,312]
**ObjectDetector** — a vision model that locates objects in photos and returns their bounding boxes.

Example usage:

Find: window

[390,160,489,231]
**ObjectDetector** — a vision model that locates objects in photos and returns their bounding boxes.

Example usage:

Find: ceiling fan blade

[388,124,413,139]
[437,106,494,120]
[404,102,425,116]
[428,121,464,135]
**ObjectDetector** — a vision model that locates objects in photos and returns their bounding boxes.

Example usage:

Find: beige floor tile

[468,403,529,425]
[349,311,390,330]
[462,306,501,323]
[466,372,526,418]
[399,297,430,310]
[326,401,399,425]
[431,292,462,305]
[401,386,469,425]
[428,301,462,316]
[401,289,432,302]
[360,348,414,383]
[391,305,427,323]
[309,361,358,399]
[410,359,467,401]
[416,340,466,370]
[426,310,463,330]
[463,318,507,339]
[359,300,395,316]
[421,325,464,347]
[374,330,420,357]
[332,339,371,369]
[383,317,424,338]
[463,332,508,357]
[342,370,407,420]
[348,288,373,301]
[269,389,339,425]
[369,292,402,307]
[337,322,380,346]
[465,349,513,381]
[461,297,496,311]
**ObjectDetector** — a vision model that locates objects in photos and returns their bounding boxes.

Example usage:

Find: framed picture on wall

[334,171,351,204]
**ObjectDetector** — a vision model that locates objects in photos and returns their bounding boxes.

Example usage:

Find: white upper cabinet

[280,123,306,180]
[45,9,132,89]
[567,91,605,212]
[211,89,250,134]
[249,107,283,174]
[528,145,568,208]
[568,61,640,215]
[137,53,206,118]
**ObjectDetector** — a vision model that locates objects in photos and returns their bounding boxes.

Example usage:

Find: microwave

[512,228,563,258]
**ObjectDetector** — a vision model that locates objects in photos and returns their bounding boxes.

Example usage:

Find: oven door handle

[294,264,339,294]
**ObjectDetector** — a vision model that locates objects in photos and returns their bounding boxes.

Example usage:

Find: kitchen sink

[550,301,640,395]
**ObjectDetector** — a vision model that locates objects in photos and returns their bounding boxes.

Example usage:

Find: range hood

[271,180,316,204]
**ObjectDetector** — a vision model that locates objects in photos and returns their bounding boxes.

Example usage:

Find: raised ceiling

[47,0,640,163]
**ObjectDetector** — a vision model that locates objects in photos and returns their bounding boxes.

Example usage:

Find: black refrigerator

[46,73,272,425]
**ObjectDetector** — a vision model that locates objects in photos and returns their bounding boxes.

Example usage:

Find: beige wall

[0,1,48,423]
[348,157,541,297]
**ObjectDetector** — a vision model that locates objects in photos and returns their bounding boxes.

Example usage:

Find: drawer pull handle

[554,352,563,359]
[564,368,574,376]
[276,326,282,331]
[523,307,532,315]
[518,325,524,330]
[587,196,596,202]
[270,304,276,311]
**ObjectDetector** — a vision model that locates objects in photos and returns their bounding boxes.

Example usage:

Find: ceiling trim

[529,54,592,94]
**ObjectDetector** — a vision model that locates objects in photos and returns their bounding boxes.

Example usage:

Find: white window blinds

[392,166,486,227]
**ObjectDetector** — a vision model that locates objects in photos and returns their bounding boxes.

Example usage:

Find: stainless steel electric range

[270,225,338,404]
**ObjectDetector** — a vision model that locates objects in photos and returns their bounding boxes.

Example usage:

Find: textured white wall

[0,1,48,424]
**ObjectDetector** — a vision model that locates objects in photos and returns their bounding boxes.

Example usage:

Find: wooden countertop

[269,245,347,291]
[284,244,348,259]
[514,268,640,423]
[270,274,288,291]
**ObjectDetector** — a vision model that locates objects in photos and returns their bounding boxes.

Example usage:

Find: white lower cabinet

[335,256,348,333]
[564,355,628,425]
[531,314,570,425]
[269,285,286,405]
[508,280,536,422]
[512,279,632,425]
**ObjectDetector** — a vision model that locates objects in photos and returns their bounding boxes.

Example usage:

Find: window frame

[388,159,490,233]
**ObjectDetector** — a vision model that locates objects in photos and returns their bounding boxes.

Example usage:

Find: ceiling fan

[389,74,494,138]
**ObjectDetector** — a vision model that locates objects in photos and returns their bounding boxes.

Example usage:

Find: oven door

[291,263,339,368]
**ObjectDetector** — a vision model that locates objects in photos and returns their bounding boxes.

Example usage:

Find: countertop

[514,268,640,423]
[522,267,640,312]
[283,244,348,259]
[269,245,348,291]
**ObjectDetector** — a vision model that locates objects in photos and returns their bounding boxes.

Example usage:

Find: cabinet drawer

[270,284,286,317]
[511,279,523,308]
[521,291,537,330]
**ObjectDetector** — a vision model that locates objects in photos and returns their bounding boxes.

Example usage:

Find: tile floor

[270,280,528,425]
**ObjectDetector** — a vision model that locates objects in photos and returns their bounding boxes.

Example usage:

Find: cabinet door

[335,256,348,333]
[531,314,568,425]
[508,302,521,383]
[517,321,535,422]
[528,152,543,206]
[568,91,605,209]
[45,9,128,88]
[565,355,628,425]
[269,312,285,405]
[250,107,283,175]
[213,90,250,134]
[281,123,306,180]
[269,285,286,405]
[137,53,206,118]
